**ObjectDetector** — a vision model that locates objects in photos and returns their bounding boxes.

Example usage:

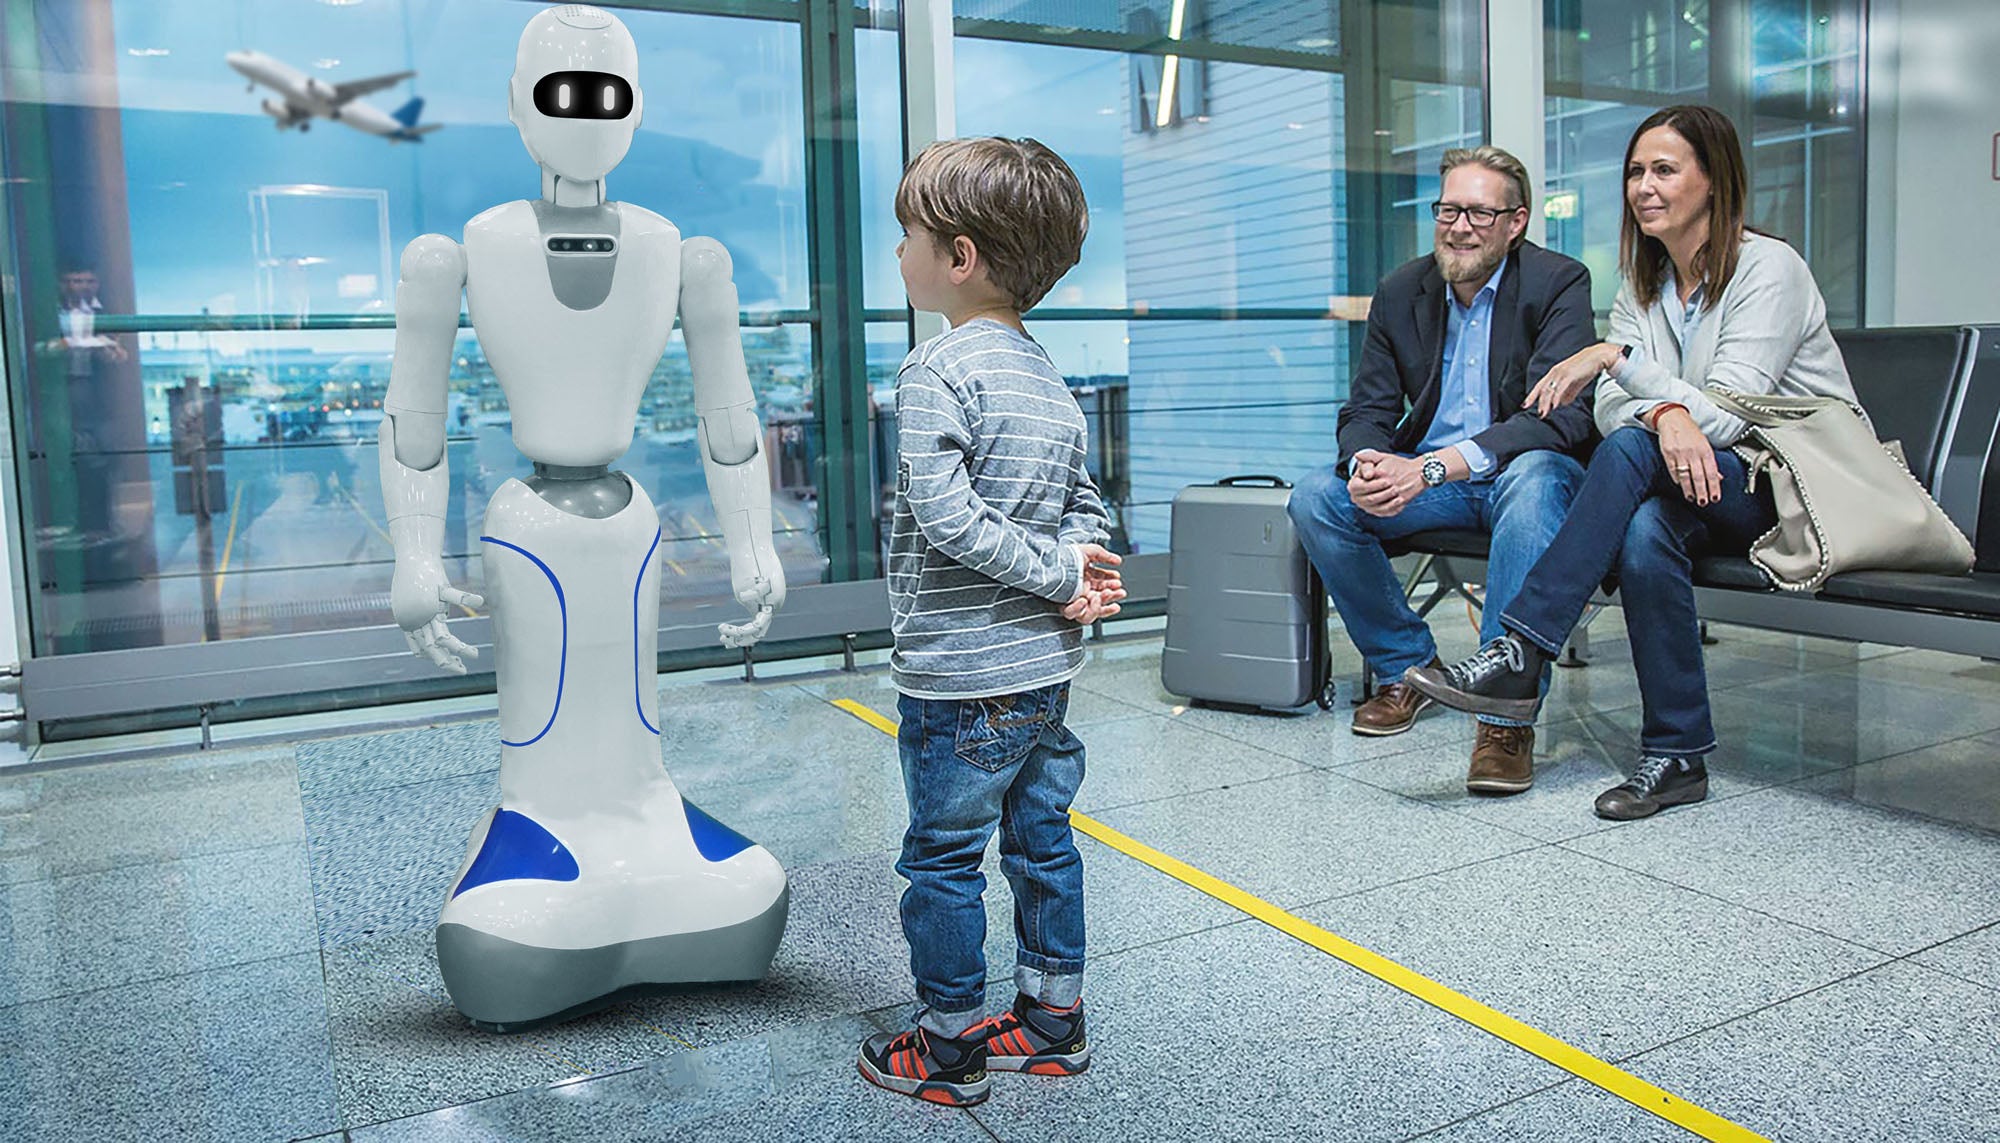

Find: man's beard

[1434,243,1504,284]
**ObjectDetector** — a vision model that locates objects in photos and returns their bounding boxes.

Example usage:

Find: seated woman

[1404,104,1856,820]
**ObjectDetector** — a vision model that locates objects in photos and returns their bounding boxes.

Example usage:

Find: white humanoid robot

[378,4,789,1031]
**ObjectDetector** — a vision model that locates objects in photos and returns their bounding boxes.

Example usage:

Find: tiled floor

[3,613,2000,1141]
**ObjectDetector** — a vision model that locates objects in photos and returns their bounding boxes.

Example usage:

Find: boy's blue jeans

[896,682,1086,1035]
[1288,449,1586,723]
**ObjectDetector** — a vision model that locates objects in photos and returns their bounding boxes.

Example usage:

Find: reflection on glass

[1543,0,1861,323]
[5,0,814,654]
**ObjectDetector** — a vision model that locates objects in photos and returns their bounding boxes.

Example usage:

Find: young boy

[859,137,1124,1107]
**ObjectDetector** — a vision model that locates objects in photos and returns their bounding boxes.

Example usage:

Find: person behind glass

[1286,146,1597,795]
[858,137,1124,1107]
[1405,105,1857,820]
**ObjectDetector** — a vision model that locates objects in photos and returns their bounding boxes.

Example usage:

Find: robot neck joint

[543,169,605,208]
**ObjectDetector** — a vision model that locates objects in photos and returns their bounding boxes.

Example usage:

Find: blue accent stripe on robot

[681,798,755,863]
[479,535,567,747]
[635,527,662,735]
[451,808,581,898]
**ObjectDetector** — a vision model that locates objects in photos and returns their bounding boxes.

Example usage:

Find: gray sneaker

[1595,754,1708,820]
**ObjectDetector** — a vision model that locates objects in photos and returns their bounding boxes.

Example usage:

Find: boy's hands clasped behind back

[1061,543,1125,623]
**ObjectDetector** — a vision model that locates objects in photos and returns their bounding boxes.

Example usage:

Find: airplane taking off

[226,50,441,142]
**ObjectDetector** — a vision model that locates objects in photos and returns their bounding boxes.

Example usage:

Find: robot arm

[680,236,785,648]
[380,234,484,673]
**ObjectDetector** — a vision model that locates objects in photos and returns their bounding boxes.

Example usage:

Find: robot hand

[391,554,486,674]
[716,565,785,649]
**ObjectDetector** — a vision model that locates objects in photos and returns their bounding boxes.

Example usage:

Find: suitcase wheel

[1316,680,1337,711]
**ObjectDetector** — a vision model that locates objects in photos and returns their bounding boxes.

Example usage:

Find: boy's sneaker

[970,994,1091,1076]
[857,1026,990,1106]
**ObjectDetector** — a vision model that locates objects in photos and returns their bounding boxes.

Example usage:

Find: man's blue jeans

[1501,426,1776,758]
[1288,450,1585,723]
[896,682,1085,1034]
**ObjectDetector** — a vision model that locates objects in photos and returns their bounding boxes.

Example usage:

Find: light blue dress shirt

[1417,254,1506,479]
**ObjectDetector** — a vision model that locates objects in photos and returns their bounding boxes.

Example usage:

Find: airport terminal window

[948,2,1482,553]
[2,1,819,655]
[1543,0,1864,324]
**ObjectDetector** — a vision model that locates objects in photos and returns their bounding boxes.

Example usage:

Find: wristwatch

[1420,452,1449,487]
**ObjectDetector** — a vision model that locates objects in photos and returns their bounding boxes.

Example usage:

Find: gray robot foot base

[465,977,762,1035]
[437,885,789,1033]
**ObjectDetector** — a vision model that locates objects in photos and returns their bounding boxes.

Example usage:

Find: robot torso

[463,199,682,467]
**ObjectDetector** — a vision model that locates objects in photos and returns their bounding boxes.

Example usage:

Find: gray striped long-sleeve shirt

[889,319,1111,700]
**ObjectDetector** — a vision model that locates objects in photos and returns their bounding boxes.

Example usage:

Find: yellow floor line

[211,481,246,606]
[829,697,1766,1143]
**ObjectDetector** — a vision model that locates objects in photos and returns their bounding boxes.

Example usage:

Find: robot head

[509,5,643,184]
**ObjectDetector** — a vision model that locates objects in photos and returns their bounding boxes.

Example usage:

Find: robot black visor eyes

[532,71,634,119]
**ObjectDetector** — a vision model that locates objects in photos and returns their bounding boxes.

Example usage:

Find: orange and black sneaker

[969,994,1091,1076]
[857,1026,990,1106]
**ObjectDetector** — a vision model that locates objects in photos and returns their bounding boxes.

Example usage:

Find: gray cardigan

[1594,232,1855,447]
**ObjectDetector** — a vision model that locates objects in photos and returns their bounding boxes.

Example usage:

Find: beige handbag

[1707,387,1974,592]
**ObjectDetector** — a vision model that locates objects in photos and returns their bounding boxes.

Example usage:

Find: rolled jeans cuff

[917,999,987,1038]
[1015,964,1084,1010]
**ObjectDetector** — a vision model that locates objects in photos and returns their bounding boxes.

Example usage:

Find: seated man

[1287,145,1597,795]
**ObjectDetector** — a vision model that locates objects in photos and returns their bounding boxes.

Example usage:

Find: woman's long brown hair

[1620,104,1749,309]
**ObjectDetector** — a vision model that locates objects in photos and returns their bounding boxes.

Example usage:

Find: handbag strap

[1706,385,1876,435]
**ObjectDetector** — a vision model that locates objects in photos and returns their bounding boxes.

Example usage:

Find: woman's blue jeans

[1500,426,1777,758]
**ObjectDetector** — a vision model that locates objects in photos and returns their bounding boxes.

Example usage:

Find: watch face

[1422,457,1447,486]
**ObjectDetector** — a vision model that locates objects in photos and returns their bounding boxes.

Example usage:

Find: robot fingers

[435,627,480,662]
[716,604,775,649]
[438,585,486,612]
[409,619,470,674]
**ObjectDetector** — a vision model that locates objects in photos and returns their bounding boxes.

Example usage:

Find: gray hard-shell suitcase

[1160,475,1336,712]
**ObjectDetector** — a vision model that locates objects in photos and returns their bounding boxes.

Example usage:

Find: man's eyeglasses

[1431,202,1523,227]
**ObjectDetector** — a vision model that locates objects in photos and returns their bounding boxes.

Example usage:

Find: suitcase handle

[1215,474,1291,489]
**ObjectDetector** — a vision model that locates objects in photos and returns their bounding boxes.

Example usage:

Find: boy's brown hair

[894,137,1089,311]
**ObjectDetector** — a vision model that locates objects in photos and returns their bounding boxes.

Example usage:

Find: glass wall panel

[2,1,822,656]
[950,2,1481,554]
[1543,0,1863,323]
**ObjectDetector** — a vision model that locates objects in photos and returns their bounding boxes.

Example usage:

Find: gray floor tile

[1794,736,2000,836]
[323,939,592,1129]
[1410,1080,1697,1142]
[0,745,303,885]
[298,721,502,800]
[1089,769,1536,910]
[0,952,338,1143]
[1814,646,2000,701]
[1299,847,1885,1060]
[665,690,908,868]
[1169,698,1484,771]
[1331,715,1772,845]
[1710,672,2000,770]
[1629,961,2000,1143]
[0,842,317,1007]
[349,1008,986,1142]
[1072,713,1310,813]
[976,831,1250,985]
[966,920,1571,1140]
[1562,785,2000,955]
[1911,922,2000,992]
[306,772,492,947]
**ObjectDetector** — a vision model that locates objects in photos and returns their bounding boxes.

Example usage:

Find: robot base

[436,883,790,1033]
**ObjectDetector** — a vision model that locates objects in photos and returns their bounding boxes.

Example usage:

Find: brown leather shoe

[1352,659,1440,736]
[1467,722,1534,794]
